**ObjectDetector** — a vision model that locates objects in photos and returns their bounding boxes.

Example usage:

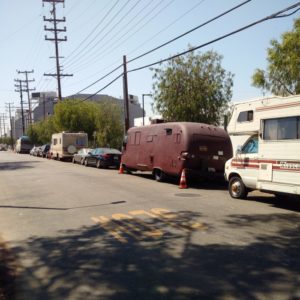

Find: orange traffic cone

[118,163,124,174]
[179,168,188,189]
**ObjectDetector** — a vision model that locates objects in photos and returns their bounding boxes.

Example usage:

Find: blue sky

[0,0,299,124]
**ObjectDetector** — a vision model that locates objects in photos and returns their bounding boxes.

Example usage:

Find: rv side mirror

[236,145,242,156]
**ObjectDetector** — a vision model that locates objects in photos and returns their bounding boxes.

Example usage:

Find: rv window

[59,138,62,144]
[237,110,253,122]
[76,137,86,146]
[53,138,57,145]
[264,117,299,140]
[165,128,172,135]
[242,136,258,154]
[146,135,153,142]
[135,132,141,145]
[174,134,181,144]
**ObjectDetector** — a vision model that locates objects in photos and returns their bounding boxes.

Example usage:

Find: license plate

[114,155,119,160]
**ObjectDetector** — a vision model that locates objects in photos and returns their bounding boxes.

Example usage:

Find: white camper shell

[225,95,300,199]
[50,132,88,161]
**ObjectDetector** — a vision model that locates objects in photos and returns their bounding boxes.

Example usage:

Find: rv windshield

[242,136,258,154]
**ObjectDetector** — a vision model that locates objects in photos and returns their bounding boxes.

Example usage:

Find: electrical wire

[127,2,300,73]
[80,2,300,102]
[127,0,252,63]
[63,0,128,67]
[71,0,251,94]
[68,0,173,73]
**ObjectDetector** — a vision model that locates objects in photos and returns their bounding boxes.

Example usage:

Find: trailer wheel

[154,169,165,182]
[229,176,248,199]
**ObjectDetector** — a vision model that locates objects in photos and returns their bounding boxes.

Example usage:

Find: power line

[63,0,207,91]
[63,0,121,66]
[78,73,123,102]
[63,0,129,68]
[72,0,252,94]
[67,0,170,72]
[127,0,252,63]
[79,2,300,103]
[127,2,300,73]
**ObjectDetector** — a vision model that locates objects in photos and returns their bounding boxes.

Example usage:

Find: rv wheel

[154,169,165,182]
[229,176,248,199]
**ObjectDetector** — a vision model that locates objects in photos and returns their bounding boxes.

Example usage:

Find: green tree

[53,100,97,138]
[151,49,233,126]
[252,17,300,96]
[94,101,123,149]
[26,99,124,149]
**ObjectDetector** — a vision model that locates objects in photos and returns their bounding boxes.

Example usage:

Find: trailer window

[237,110,253,122]
[264,117,299,140]
[76,137,86,146]
[53,138,58,145]
[165,128,172,135]
[147,135,153,142]
[135,132,141,145]
[174,133,181,144]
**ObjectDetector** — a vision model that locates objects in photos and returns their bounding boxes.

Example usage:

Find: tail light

[179,152,190,160]
[103,154,111,159]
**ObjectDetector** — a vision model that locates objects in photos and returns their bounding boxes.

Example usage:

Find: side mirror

[235,145,242,156]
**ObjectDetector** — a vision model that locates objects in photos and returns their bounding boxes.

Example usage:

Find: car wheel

[80,158,84,165]
[229,176,248,199]
[96,160,101,169]
[154,169,165,182]
[72,157,76,164]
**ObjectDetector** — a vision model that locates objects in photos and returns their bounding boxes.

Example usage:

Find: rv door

[236,135,259,188]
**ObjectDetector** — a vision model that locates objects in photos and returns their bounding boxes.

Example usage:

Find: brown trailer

[121,122,232,181]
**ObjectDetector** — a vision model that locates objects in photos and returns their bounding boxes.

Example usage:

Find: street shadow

[128,172,228,191]
[0,161,40,171]
[6,210,300,300]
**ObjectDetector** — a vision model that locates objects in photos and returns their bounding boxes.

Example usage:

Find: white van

[225,95,300,199]
[50,132,88,161]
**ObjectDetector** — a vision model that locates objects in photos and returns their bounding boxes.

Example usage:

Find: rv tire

[229,176,248,199]
[154,169,165,182]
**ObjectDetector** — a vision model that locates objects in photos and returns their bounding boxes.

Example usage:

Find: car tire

[154,169,166,182]
[229,176,248,199]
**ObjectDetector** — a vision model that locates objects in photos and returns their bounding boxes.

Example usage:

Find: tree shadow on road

[0,161,40,171]
[7,210,300,300]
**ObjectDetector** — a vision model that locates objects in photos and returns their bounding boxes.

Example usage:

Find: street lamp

[142,94,152,126]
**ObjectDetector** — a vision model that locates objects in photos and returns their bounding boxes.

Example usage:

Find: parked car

[38,144,50,158]
[72,148,93,165]
[30,146,41,156]
[84,148,121,169]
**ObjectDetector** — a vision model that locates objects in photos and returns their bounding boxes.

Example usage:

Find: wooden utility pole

[5,102,14,149]
[14,79,26,135]
[17,70,35,125]
[123,55,130,132]
[43,0,72,101]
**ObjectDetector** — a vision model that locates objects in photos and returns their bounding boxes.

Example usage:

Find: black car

[38,144,50,158]
[84,148,121,169]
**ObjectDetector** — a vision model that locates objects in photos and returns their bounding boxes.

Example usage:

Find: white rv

[225,95,300,199]
[50,132,88,161]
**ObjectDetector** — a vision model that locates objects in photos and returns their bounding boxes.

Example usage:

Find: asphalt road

[0,151,300,300]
